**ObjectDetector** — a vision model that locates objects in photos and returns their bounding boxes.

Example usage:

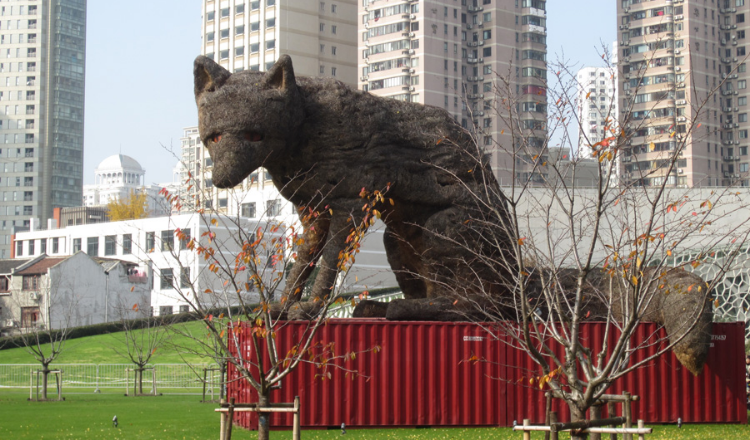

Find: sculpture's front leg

[282,206,330,304]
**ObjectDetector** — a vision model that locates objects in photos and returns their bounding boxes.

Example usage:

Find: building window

[87,237,99,256]
[159,269,174,290]
[104,235,116,256]
[331,25,337,34]
[242,202,256,218]
[235,4,245,14]
[331,67,337,76]
[0,275,8,292]
[266,199,281,217]
[73,238,81,253]
[250,43,259,53]
[159,305,174,316]
[40,239,46,255]
[52,237,59,254]
[235,47,244,57]
[179,305,190,313]
[21,306,39,328]
[220,7,230,18]
[122,234,132,254]
[22,275,40,291]
[320,23,325,32]
[180,267,191,288]
[266,18,275,28]
[161,230,174,252]
[235,25,244,35]
[146,232,155,252]
[28,240,34,255]
[180,229,191,250]
[331,46,337,56]
[267,0,275,5]
[266,40,275,50]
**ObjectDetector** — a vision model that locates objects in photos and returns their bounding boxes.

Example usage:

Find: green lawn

[0,390,747,440]
[0,321,214,365]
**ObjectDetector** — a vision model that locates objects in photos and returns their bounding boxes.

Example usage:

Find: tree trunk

[220,362,227,401]
[569,405,589,440]
[41,367,49,400]
[137,368,143,394]
[257,392,270,440]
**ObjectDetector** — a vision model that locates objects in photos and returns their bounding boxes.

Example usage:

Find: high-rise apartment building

[200,0,358,85]
[618,0,750,187]
[358,0,548,185]
[0,0,86,258]
[577,66,619,159]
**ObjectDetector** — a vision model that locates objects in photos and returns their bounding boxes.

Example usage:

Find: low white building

[12,210,397,315]
[13,214,259,315]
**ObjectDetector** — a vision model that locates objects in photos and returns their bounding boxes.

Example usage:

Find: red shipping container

[227,320,747,429]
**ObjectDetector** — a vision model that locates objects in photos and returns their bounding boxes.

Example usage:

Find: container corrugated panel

[227,320,746,429]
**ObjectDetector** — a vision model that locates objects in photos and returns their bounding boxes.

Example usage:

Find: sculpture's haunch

[193,55,711,374]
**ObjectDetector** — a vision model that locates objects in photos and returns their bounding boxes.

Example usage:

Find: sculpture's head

[193,55,304,188]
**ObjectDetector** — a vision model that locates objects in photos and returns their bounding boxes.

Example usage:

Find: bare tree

[113,300,171,396]
[11,262,83,400]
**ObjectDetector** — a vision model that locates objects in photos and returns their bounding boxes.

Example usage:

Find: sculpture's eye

[243,132,263,142]
[211,134,222,143]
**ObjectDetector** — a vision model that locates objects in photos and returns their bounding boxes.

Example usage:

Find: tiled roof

[15,257,68,275]
[0,259,30,274]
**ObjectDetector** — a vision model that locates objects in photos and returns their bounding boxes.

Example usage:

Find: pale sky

[82,1,615,185]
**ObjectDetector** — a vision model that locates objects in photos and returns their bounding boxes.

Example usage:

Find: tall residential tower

[0,0,86,258]
[359,0,548,185]
[200,0,358,85]
[618,0,750,187]
[577,66,619,159]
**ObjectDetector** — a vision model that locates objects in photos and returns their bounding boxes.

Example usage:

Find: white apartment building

[359,0,548,185]
[618,0,750,187]
[0,0,86,258]
[200,0,358,86]
[577,66,619,160]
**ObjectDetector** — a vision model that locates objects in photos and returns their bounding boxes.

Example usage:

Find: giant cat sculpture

[194,55,711,374]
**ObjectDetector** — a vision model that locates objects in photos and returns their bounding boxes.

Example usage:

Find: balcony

[128,274,148,284]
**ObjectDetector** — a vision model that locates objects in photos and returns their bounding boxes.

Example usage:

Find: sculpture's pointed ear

[194,56,231,98]
[263,55,297,91]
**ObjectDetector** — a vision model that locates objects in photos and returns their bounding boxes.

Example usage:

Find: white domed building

[83,154,169,216]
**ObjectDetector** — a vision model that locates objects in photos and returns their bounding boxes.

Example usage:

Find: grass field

[0,390,748,440]
[0,321,214,365]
